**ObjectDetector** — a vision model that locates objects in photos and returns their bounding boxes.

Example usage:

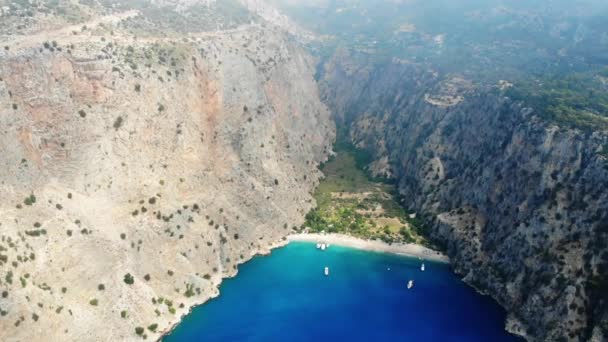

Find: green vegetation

[23,194,36,206]
[507,73,608,131]
[89,298,98,306]
[121,310,128,318]
[184,283,194,297]
[25,229,46,237]
[123,273,134,285]
[304,142,426,245]
[600,143,608,159]
[279,0,608,80]
[113,116,123,130]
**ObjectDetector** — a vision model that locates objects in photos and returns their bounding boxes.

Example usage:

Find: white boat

[326,243,331,248]
[421,263,425,271]
[407,280,414,289]
[316,243,321,249]
[324,267,329,276]
[321,243,326,251]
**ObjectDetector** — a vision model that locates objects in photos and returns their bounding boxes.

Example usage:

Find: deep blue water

[164,242,521,342]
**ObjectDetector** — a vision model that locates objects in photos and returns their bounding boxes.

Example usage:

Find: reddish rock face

[0,2,335,341]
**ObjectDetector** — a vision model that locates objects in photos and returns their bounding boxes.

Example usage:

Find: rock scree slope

[0,1,334,341]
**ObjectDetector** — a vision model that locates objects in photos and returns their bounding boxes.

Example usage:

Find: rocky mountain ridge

[318,49,608,342]
[0,1,334,341]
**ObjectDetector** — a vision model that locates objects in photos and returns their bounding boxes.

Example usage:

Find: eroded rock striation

[0,1,334,341]
[319,49,608,342]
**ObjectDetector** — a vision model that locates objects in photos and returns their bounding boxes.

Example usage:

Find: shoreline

[158,233,447,341]
[156,237,291,341]
[288,233,449,263]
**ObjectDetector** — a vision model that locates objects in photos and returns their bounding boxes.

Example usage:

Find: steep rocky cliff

[0,1,334,341]
[319,49,608,342]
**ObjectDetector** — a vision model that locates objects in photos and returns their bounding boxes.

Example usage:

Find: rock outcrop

[0,1,334,341]
[319,49,608,342]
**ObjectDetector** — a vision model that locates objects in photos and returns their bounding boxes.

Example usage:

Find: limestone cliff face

[319,50,608,342]
[0,2,334,341]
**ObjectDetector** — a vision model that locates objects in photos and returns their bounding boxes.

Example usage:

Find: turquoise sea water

[164,242,521,342]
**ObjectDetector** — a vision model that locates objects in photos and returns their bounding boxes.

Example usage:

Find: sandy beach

[288,233,449,263]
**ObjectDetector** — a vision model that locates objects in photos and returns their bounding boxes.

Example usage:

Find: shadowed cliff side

[318,49,608,342]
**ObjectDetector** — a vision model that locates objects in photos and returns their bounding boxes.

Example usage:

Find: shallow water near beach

[163,242,521,342]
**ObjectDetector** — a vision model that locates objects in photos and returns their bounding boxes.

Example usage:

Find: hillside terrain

[272,1,608,341]
[319,52,608,341]
[2,1,608,341]
[0,1,334,341]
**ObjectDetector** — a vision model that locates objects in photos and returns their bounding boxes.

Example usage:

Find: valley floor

[298,142,447,262]
[303,143,430,245]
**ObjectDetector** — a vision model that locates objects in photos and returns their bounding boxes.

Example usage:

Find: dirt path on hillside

[1,10,139,50]
[2,10,256,52]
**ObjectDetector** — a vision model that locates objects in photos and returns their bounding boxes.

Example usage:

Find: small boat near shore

[421,263,425,271]
[407,280,414,289]
[324,267,329,276]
